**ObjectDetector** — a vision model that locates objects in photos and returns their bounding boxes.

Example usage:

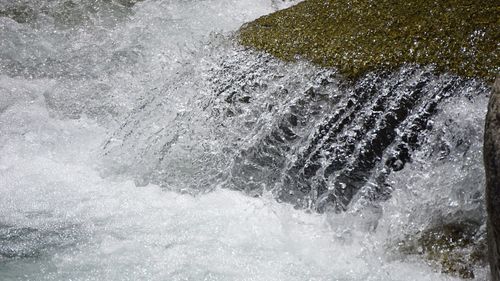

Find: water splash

[0,0,490,280]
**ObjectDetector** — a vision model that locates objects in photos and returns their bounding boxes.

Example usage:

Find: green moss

[238,0,499,81]
[395,222,487,279]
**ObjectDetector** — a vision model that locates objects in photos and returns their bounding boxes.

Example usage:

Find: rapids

[0,0,490,280]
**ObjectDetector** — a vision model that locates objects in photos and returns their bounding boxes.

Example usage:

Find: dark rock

[484,77,500,281]
[115,0,143,8]
[0,5,35,24]
[395,221,486,279]
[211,60,486,212]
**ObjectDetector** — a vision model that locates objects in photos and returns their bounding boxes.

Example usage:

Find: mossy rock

[395,221,487,279]
[238,0,499,81]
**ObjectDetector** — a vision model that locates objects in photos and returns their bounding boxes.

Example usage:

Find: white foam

[0,0,487,280]
[0,77,468,281]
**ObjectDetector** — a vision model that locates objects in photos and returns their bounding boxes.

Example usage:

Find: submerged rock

[0,5,35,24]
[213,60,488,213]
[395,221,486,279]
[115,0,143,7]
[484,77,500,281]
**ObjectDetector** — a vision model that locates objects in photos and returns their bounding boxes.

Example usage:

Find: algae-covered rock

[395,221,487,279]
[484,77,500,281]
[239,0,499,81]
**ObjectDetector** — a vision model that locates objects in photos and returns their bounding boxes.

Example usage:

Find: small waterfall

[102,43,489,217]
[0,0,491,279]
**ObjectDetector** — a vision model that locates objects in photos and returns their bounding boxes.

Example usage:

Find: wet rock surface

[239,0,499,81]
[103,44,489,214]
[484,77,500,281]
[395,221,487,279]
[212,55,489,212]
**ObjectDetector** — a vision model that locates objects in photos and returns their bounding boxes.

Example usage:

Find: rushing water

[0,0,491,280]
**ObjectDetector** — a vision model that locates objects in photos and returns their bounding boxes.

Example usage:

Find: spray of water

[0,0,489,280]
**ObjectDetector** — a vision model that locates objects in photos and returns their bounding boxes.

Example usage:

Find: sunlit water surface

[0,0,489,280]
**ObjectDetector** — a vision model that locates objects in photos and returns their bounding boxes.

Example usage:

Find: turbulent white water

[0,0,490,280]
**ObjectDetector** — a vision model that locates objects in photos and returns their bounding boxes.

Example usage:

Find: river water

[0,0,490,280]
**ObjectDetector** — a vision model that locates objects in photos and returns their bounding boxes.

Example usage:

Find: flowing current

[0,0,491,280]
